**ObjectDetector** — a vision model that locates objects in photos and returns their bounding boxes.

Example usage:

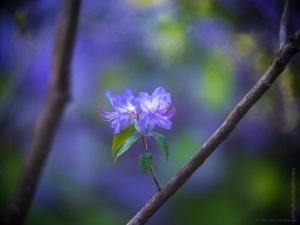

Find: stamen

[98,103,117,121]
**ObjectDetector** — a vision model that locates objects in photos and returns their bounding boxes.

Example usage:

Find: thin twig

[141,135,161,191]
[274,0,292,133]
[150,167,161,192]
[2,1,81,224]
[127,30,300,225]
[279,0,291,49]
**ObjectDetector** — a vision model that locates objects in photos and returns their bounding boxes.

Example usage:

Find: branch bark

[279,0,291,49]
[2,0,81,224]
[127,29,300,225]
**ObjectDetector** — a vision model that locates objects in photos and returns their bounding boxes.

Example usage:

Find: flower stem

[151,166,161,191]
[141,135,148,153]
[141,135,161,191]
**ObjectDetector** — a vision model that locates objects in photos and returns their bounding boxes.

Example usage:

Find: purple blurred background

[1,0,300,224]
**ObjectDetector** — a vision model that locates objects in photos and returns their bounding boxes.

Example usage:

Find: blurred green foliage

[0,0,299,224]
[172,157,296,225]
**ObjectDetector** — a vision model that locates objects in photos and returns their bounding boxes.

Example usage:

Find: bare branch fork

[2,0,81,224]
[127,29,300,225]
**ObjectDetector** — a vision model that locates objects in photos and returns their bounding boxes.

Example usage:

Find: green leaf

[114,136,138,164]
[112,124,135,157]
[148,130,169,162]
[139,153,152,174]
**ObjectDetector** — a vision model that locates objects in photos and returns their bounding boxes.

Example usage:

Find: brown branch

[127,30,300,225]
[2,0,81,224]
[279,0,291,49]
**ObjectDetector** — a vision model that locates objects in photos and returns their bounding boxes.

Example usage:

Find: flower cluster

[98,87,175,133]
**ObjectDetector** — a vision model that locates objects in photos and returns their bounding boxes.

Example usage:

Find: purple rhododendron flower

[99,87,175,133]
[138,87,175,131]
[98,89,140,133]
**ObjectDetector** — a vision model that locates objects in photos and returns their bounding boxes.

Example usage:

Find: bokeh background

[1,0,300,224]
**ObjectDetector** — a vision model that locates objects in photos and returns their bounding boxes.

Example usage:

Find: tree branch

[2,1,81,224]
[279,0,291,49]
[127,29,300,225]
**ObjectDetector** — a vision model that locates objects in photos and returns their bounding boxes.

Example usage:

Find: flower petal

[106,91,118,109]
[100,89,140,133]
[152,87,166,105]
[137,113,148,132]
[111,118,120,134]
[154,116,172,129]
[139,92,152,111]
[118,89,135,109]
[158,93,171,111]
[137,87,175,131]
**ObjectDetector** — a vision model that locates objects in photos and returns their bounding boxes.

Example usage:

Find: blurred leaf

[139,153,152,174]
[170,132,199,167]
[175,0,213,17]
[131,0,162,7]
[148,130,169,162]
[14,11,27,28]
[111,124,135,157]
[173,192,244,225]
[153,19,186,64]
[114,136,138,164]
[0,75,10,96]
[101,66,129,90]
[235,158,282,210]
[0,149,22,214]
[201,52,233,108]
[172,157,285,225]
[26,204,125,225]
